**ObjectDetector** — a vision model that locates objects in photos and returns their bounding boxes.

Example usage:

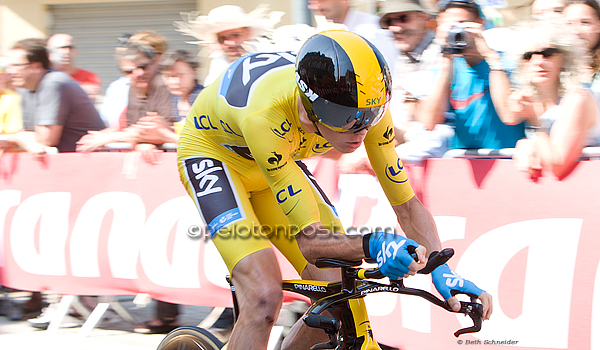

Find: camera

[444,25,471,54]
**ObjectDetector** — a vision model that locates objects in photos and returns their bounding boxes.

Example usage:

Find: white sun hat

[175,4,284,44]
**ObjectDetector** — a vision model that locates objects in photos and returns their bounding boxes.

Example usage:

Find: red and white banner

[1,152,599,349]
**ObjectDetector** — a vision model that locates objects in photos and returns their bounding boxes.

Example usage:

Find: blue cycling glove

[431,263,484,300]
[366,232,419,280]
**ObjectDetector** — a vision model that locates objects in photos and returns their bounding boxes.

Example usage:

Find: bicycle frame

[226,252,483,350]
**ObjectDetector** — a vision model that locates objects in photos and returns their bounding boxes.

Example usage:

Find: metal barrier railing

[442,148,515,159]
[100,142,177,152]
[442,147,600,160]
[3,135,600,159]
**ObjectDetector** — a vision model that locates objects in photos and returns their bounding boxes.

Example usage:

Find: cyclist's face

[318,122,368,153]
[297,96,368,153]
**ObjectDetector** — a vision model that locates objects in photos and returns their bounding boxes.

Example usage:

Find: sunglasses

[523,48,562,61]
[381,13,412,29]
[312,99,389,133]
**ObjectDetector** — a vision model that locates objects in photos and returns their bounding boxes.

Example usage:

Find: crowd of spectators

[2,0,600,337]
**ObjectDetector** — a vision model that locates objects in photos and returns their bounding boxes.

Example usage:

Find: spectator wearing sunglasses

[46,34,101,104]
[503,18,600,179]
[77,38,175,165]
[420,0,525,150]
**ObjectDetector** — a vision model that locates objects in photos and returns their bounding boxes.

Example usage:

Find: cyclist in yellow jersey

[178,30,492,350]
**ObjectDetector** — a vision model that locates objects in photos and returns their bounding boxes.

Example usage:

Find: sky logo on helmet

[366,97,382,106]
[296,72,319,102]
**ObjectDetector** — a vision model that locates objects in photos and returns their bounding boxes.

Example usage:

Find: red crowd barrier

[1,152,599,349]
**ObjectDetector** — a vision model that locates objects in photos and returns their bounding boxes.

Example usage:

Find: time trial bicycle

[156,248,483,350]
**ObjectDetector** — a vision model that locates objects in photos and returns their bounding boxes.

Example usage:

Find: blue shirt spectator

[420,0,525,150]
[447,57,524,148]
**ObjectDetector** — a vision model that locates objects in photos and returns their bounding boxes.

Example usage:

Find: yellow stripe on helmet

[319,30,388,109]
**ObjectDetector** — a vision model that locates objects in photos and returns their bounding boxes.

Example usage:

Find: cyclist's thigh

[179,156,272,273]
[251,160,344,276]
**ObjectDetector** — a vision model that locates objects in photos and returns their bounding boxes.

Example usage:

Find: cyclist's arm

[392,196,441,254]
[295,223,426,271]
[362,112,441,253]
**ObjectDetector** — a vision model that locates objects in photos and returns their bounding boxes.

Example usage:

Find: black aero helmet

[295,30,392,133]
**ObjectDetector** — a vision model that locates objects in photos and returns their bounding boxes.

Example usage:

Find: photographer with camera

[420,0,525,150]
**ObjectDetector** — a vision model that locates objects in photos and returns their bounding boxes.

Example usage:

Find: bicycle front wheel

[156,326,224,350]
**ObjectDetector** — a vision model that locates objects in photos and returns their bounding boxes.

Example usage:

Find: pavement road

[0,292,214,350]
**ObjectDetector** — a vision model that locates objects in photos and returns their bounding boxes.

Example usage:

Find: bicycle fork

[303,297,381,350]
[346,298,381,350]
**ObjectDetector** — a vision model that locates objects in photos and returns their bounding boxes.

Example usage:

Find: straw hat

[175,4,284,44]
[377,0,434,17]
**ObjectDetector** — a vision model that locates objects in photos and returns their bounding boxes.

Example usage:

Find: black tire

[156,326,224,350]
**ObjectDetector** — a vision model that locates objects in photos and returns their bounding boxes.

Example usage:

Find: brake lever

[453,301,483,337]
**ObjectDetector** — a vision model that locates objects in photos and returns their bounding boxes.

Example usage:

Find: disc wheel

[156,326,224,350]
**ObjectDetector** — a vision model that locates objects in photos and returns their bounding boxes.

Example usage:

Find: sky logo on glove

[443,271,465,288]
[376,239,407,267]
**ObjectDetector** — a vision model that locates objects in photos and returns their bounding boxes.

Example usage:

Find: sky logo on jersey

[183,157,246,236]
[191,159,223,197]
[385,158,409,183]
[312,142,332,154]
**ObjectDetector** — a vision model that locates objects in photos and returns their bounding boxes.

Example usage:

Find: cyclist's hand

[431,264,492,320]
[368,232,427,279]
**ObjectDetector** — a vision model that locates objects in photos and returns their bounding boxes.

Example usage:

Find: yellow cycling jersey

[178,51,414,233]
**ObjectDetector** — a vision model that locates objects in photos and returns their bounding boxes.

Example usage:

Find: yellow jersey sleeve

[364,110,415,206]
